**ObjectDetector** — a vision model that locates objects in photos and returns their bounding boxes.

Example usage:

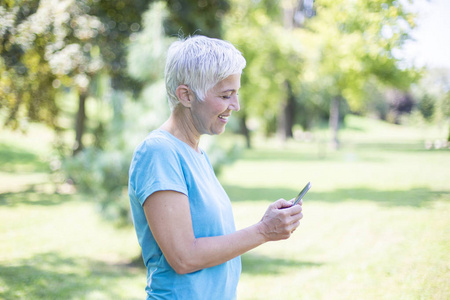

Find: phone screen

[292,182,311,206]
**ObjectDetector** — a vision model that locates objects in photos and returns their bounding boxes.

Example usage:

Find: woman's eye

[222,95,231,99]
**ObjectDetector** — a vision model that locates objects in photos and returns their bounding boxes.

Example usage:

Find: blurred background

[1,0,449,299]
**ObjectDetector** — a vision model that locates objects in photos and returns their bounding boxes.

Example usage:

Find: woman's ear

[176,85,193,108]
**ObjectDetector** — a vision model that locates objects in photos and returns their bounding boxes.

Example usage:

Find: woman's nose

[229,95,240,112]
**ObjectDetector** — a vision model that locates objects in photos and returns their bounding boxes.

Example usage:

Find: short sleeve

[129,136,188,206]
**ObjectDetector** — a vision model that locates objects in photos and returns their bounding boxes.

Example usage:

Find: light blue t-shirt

[128,129,241,300]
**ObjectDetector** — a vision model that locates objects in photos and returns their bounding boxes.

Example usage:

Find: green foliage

[0,0,148,134]
[0,1,58,129]
[164,0,230,38]
[417,94,435,121]
[408,68,450,129]
[63,147,131,224]
[301,0,420,112]
[200,133,245,175]
[1,0,233,135]
[423,69,450,123]
[128,2,172,82]
[221,0,420,144]
[61,85,168,225]
[59,2,169,225]
[295,81,333,129]
[223,0,303,135]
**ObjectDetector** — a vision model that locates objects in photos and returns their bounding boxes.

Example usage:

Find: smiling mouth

[218,114,230,121]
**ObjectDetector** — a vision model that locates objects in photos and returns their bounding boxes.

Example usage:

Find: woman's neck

[160,106,201,152]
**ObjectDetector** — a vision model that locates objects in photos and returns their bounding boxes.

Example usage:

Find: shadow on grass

[0,252,143,300]
[348,142,431,152]
[224,185,449,207]
[0,185,78,207]
[223,185,299,203]
[241,148,326,162]
[308,187,449,207]
[241,142,443,163]
[241,252,321,275]
[0,143,49,173]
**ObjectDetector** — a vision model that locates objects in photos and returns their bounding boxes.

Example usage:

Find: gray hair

[164,35,246,110]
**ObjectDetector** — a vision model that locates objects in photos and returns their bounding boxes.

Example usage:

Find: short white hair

[164,35,246,110]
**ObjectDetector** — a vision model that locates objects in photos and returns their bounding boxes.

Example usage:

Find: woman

[128,35,303,300]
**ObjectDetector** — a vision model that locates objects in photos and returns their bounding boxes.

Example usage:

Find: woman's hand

[257,199,303,242]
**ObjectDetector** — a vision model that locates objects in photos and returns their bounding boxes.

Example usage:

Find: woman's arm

[144,190,303,274]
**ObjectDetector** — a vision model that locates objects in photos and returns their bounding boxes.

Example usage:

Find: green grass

[0,115,449,299]
[223,116,450,300]
[0,127,146,299]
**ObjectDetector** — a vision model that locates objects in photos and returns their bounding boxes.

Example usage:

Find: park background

[1,0,449,299]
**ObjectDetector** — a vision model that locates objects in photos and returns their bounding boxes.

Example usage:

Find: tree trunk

[5,94,22,129]
[73,90,87,156]
[329,96,340,150]
[447,124,450,142]
[277,81,296,141]
[239,113,252,149]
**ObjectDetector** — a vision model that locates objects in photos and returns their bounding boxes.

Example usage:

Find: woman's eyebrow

[221,88,239,93]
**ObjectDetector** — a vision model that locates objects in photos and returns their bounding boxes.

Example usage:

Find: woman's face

[190,74,241,136]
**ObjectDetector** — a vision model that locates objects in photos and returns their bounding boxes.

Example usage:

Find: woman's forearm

[174,223,266,274]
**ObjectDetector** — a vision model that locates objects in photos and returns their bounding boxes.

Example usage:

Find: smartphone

[292,181,311,206]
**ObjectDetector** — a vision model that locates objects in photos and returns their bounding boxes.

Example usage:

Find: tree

[223,0,304,147]
[0,0,148,155]
[60,2,170,225]
[47,0,148,154]
[0,1,59,130]
[300,0,419,148]
[1,0,233,154]
[412,67,450,141]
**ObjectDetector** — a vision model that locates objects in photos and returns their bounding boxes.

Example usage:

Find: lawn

[0,116,449,299]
